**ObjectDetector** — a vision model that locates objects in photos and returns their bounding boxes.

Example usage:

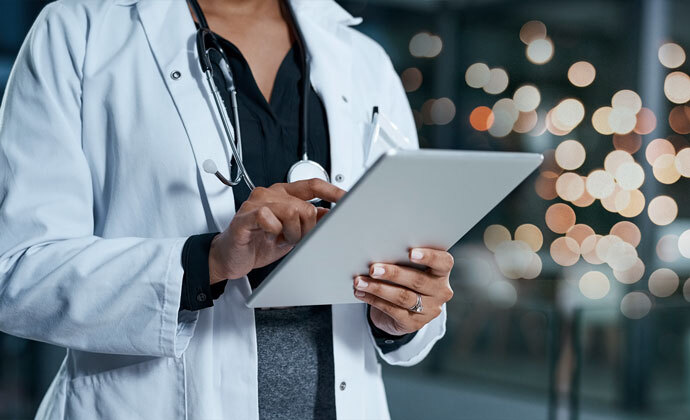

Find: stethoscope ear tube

[188,0,329,193]
[196,29,214,73]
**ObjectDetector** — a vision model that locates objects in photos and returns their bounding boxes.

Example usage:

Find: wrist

[208,235,228,285]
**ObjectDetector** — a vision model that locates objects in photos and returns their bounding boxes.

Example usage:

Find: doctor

[0,0,453,419]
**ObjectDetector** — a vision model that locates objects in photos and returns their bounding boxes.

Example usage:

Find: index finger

[409,248,454,277]
[280,178,346,203]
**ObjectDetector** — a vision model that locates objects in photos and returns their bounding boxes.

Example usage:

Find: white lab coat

[0,0,446,419]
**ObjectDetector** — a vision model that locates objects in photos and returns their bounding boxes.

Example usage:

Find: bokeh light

[556,172,585,201]
[568,61,596,87]
[409,32,442,58]
[495,240,533,279]
[489,98,519,137]
[610,221,641,247]
[566,224,595,245]
[553,99,585,131]
[592,107,614,135]
[579,271,610,299]
[586,169,615,199]
[634,108,657,135]
[484,224,511,252]
[469,106,495,131]
[658,42,686,69]
[675,148,690,176]
[572,182,596,207]
[612,90,642,114]
[483,68,510,95]
[608,107,637,135]
[513,110,539,133]
[604,150,633,175]
[656,234,680,262]
[652,154,681,184]
[619,189,646,218]
[514,224,543,252]
[519,20,547,44]
[581,234,604,265]
[401,67,423,92]
[664,71,690,104]
[526,38,554,65]
[550,236,580,266]
[620,292,652,319]
[647,195,678,226]
[614,258,645,285]
[513,85,541,112]
[430,97,456,125]
[615,161,645,190]
[545,203,576,234]
[535,173,558,200]
[613,133,642,154]
[668,105,690,134]
[465,63,491,89]
[678,230,690,259]
[555,139,586,170]
[645,138,675,165]
[648,268,679,298]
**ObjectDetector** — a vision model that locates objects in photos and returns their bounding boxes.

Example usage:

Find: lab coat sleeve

[367,49,447,366]
[0,3,196,358]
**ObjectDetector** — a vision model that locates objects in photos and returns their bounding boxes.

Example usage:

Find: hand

[209,179,346,283]
[353,248,454,336]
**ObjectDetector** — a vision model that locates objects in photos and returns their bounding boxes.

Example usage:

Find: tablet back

[247,149,542,308]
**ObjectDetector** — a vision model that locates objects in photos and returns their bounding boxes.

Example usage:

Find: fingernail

[410,249,424,261]
[355,290,366,298]
[356,277,369,290]
[371,264,385,277]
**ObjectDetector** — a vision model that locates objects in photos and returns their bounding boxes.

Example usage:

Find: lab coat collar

[120,0,362,26]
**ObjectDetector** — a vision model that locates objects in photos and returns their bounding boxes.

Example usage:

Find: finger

[316,207,330,221]
[354,276,418,310]
[353,290,415,326]
[253,206,283,236]
[369,263,435,295]
[281,178,346,203]
[298,202,318,236]
[268,202,302,243]
[409,248,454,277]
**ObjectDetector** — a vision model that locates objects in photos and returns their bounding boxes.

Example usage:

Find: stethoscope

[187,0,331,196]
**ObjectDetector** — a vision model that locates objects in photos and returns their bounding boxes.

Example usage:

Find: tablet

[246,149,542,308]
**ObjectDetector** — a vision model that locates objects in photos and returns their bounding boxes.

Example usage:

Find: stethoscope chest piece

[287,159,330,184]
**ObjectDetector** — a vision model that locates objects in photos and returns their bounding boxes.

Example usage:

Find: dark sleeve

[180,233,228,311]
[367,305,417,354]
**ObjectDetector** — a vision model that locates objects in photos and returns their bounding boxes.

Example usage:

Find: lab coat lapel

[291,3,359,190]
[136,0,236,232]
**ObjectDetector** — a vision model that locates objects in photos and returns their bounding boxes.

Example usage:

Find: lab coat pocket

[65,355,185,420]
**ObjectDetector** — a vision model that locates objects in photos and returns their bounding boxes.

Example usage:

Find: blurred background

[2,0,690,419]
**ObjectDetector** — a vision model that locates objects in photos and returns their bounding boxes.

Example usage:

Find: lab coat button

[335,174,344,183]
[170,70,182,80]
[339,381,346,391]
[341,95,348,103]
[196,292,207,302]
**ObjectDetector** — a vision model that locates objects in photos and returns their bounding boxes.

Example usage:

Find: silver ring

[409,293,423,313]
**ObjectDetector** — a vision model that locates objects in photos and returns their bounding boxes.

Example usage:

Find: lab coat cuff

[369,303,447,366]
[160,238,199,358]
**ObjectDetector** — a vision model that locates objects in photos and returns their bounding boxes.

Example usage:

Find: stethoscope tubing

[188,0,329,193]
